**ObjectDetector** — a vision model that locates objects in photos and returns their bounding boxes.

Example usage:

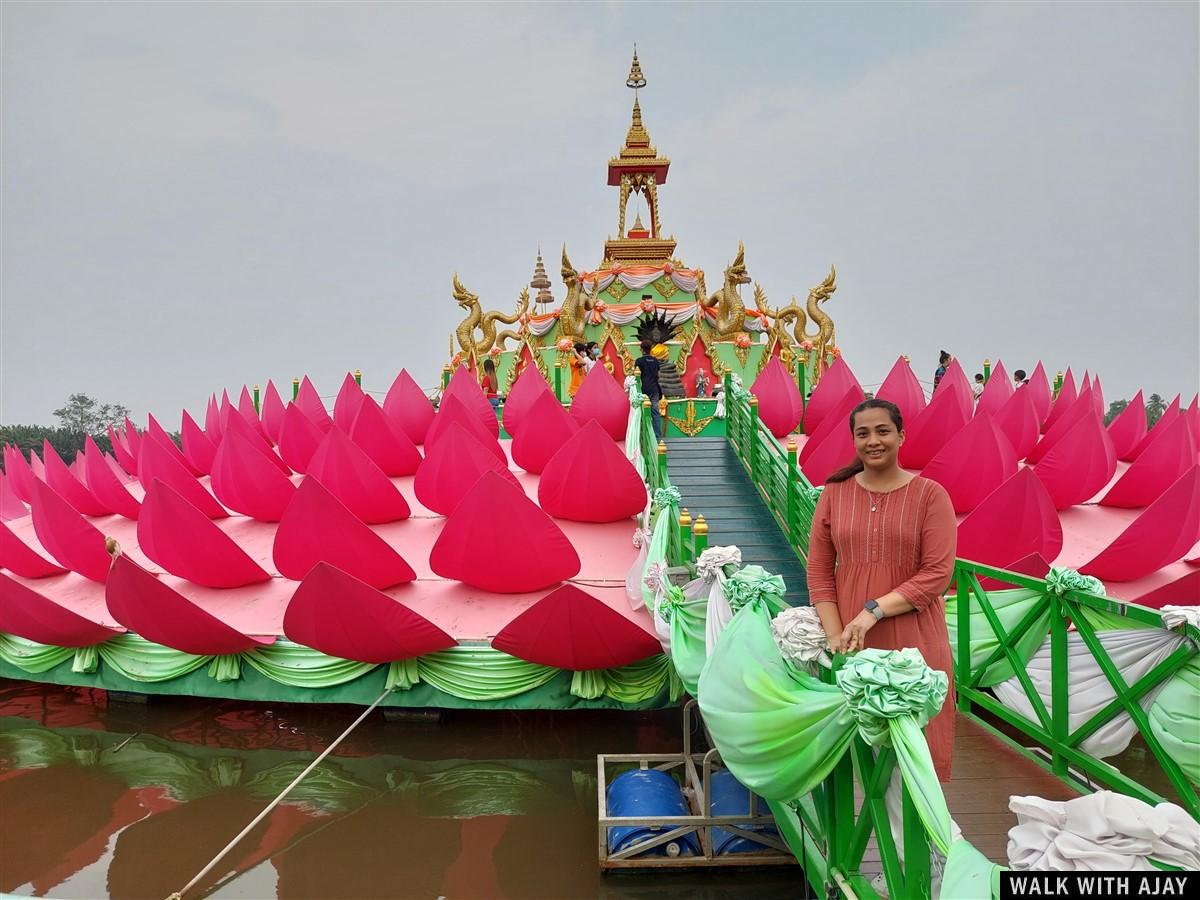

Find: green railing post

[354,369,362,387]
[1054,370,1064,397]
[1050,592,1070,778]
[657,439,668,491]
[955,565,972,714]
[252,384,261,414]
[678,508,693,564]
[785,437,798,544]
[748,396,760,484]
[442,365,453,390]
[554,361,563,402]
[983,358,991,383]
[291,377,300,400]
[693,515,708,558]
[797,355,808,430]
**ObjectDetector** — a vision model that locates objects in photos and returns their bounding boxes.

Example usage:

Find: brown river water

[0,681,807,899]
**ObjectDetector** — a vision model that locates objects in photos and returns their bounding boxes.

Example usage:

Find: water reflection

[0,682,805,899]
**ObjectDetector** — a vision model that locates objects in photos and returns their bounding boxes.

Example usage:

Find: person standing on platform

[973,373,985,401]
[635,339,663,439]
[1013,369,1029,387]
[568,342,587,398]
[933,350,951,392]
[481,358,501,410]
[806,398,957,783]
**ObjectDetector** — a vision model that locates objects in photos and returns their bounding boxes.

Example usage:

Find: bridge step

[665,438,810,607]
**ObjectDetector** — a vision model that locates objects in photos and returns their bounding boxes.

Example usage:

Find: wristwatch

[864,599,885,621]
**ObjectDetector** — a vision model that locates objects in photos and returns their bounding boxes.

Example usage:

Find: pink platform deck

[2,441,649,644]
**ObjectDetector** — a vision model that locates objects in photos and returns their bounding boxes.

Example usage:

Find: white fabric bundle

[770,606,832,672]
[992,628,1188,757]
[1161,605,1200,631]
[1007,792,1200,871]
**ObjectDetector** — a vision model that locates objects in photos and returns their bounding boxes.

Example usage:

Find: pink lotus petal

[108,424,139,475]
[332,373,366,433]
[40,441,112,517]
[1028,385,1096,464]
[898,381,970,469]
[106,554,272,654]
[237,385,268,440]
[957,469,1063,567]
[936,359,974,421]
[1032,413,1116,509]
[752,357,806,438]
[0,471,27,520]
[1101,413,1196,508]
[875,356,926,429]
[0,571,121,646]
[209,428,297,521]
[220,407,292,475]
[1131,570,1199,609]
[511,390,579,474]
[83,435,140,520]
[204,394,224,443]
[261,380,286,444]
[0,518,67,577]
[305,427,411,523]
[29,478,110,582]
[1109,390,1148,460]
[430,472,580,593]
[539,420,647,522]
[1042,368,1077,432]
[146,413,203,476]
[922,413,1017,513]
[1026,362,1053,426]
[414,421,520,516]
[137,436,228,519]
[1081,467,1200,582]
[348,396,422,477]
[444,365,499,438]
[799,387,861,467]
[103,451,136,485]
[974,361,1013,418]
[801,357,861,435]
[492,584,660,670]
[28,449,45,481]
[501,366,551,438]
[4,445,36,503]
[283,562,454,663]
[274,477,416,587]
[180,409,217,476]
[1126,398,1182,461]
[570,363,632,440]
[295,376,334,432]
[424,395,506,464]
[994,385,1041,461]
[277,403,324,474]
[382,369,435,444]
[137,478,270,588]
[122,417,142,459]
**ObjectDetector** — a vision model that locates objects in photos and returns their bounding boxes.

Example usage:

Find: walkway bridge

[631,378,1198,899]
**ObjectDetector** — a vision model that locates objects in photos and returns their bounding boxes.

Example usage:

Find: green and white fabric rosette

[836,648,948,748]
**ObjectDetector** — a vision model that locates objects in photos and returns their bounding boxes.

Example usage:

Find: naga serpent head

[561,245,578,286]
[452,273,479,310]
[725,241,751,286]
[808,265,837,303]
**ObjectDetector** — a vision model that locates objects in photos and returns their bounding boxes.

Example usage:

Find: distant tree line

[1103,394,1170,427]
[0,393,133,469]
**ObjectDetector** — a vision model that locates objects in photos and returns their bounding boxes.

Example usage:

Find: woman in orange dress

[807,398,957,781]
[568,342,587,398]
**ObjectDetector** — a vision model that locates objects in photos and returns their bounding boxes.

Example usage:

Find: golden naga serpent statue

[557,246,594,343]
[754,264,838,356]
[452,274,529,357]
[700,241,752,338]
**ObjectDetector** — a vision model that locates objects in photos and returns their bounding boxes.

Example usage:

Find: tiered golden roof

[530,249,554,306]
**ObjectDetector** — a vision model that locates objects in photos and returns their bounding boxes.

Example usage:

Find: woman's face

[852,407,903,471]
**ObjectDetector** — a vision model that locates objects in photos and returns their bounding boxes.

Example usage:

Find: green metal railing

[953,561,1199,819]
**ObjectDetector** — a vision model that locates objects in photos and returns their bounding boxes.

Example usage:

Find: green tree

[1103,399,1129,426]
[52,393,130,435]
[1145,393,1168,428]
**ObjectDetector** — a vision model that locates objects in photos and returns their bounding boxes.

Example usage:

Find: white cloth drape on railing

[1007,792,1200,871]
[991,628,1190,758]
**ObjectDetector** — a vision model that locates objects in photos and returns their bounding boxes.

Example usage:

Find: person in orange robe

[568,342,587,398]
[806,398,957,782]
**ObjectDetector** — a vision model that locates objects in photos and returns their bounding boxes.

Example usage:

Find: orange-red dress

[807,475,958,781]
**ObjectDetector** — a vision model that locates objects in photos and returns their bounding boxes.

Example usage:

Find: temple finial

[530,249,554,306]
[626,46,646,90]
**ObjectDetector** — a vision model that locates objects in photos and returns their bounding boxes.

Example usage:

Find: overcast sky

[3,1,1197,426]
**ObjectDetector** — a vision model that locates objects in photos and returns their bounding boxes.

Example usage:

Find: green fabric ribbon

[418,646,558,700]
[243,640,376,688]
[725,565,788,613]
[801,484,824,506]
[0,633,74,673]
[656,584,686,623]
[72,645,99,673]
[97,635,211,683]
[386,657,420,691]
[836,648,948,747]
[208,654,242,682]
[1045,566,1106,597]
[652,486,681,510]
[945,588,1052,687]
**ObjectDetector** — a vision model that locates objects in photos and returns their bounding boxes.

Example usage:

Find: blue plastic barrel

[606,769,699,857]
[709,769,780,854]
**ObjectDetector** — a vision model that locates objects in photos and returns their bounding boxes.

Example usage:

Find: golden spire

[624,97,652,151]
[530,248,554,306]
[626,46,646,90]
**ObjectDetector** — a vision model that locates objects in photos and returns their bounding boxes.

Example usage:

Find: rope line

[166,686,393,900]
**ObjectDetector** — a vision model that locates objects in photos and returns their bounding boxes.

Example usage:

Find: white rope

[166,686,393,900]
